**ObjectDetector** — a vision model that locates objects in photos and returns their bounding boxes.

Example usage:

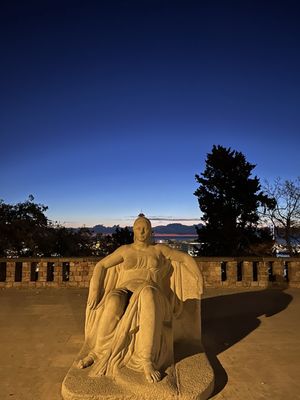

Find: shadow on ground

[201,288,293,398]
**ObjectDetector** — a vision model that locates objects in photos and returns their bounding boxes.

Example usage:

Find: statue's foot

[144,363,161,383]
[87,360,107,377]
[78,354,94,369]
[95,363,107,376]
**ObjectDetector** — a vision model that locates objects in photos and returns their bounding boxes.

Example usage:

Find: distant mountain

[153,223,200,235]
[89,223,202,235]
[92,224,121,234]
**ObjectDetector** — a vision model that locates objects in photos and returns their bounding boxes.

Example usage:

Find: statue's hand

[87,289,100,309]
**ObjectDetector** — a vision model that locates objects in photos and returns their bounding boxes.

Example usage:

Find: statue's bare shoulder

[116,244,132,253]
[155,243,181,260]
[100,245,131,269]
[155,243,171,255]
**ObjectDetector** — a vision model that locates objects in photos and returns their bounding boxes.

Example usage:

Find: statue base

[62,341,214,400]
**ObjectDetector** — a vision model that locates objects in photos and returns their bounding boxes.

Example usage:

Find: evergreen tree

[194,145,274,256]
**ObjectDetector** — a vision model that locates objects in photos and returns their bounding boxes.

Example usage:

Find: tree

[0,200,14,256]
[262,177,300,256]
[0,196,134,257]
[0,196,95,257]
[194,145,275,256]
[0,196,49,256]
[40,226,95,257]
[112,226,133,248]
[92,227,134,256]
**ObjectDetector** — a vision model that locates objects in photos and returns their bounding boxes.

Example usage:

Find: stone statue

[62,214,214,400]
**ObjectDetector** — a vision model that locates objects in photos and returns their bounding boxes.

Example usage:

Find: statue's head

[133,213,152,244]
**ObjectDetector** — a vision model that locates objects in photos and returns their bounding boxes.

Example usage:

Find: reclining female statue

[78,214,203,383]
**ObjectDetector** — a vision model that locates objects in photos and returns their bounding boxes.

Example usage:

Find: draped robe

[84,253,202,378]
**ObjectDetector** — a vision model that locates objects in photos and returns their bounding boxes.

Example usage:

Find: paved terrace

[1,287,300,400]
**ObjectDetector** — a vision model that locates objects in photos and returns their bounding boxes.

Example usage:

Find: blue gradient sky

[1,1,300,227]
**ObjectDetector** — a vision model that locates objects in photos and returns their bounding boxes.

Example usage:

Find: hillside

[91,223,201,235]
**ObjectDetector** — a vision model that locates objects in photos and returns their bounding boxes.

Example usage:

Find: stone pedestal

[62,341,214,400]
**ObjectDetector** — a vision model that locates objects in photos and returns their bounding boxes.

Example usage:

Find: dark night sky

[1,1,300,226]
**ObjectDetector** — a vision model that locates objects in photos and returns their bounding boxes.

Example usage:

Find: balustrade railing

[0,257,299,288]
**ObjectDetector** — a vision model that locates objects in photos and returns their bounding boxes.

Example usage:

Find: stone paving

[0,287,300,400]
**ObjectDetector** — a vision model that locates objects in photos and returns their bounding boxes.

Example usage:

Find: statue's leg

[79,289,131,370]
[96,289,130,339]
[139,286,162,383]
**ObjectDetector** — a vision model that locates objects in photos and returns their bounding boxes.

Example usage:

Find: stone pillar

[22,261,30,285]
[201,260,221,288]
[226,261,237,287]
[38,261,47,287]
[54,262,62,286]
[78,260,86,287]
[6,262,15,288]
[68,261,77,287]
[73,260,82,288]
[242,261,252,287]
[288,261,300,288]
[83,261,96,288]
[258,261,269,287]
[272,260,285,286]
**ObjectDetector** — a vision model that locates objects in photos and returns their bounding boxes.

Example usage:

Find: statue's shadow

[201,287,293,398]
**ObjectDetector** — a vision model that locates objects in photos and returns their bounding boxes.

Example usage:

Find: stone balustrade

[0,257,299,288]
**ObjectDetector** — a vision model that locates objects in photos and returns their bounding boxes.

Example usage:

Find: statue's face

[133,219,151,242]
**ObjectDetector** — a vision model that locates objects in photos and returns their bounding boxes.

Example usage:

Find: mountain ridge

[90,223,202,235]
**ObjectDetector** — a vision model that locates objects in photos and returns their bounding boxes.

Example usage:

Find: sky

[1,0,300,227]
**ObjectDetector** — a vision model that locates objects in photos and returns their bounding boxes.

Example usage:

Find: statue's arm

[157,244,204,294]
[88,246,125,309]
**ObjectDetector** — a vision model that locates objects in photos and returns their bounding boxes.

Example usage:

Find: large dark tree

[194,145,275,256]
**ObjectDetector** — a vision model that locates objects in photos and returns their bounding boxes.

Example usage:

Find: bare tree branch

[262,177,300,256]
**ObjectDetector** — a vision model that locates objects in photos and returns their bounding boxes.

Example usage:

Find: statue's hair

[133,213,152,229]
